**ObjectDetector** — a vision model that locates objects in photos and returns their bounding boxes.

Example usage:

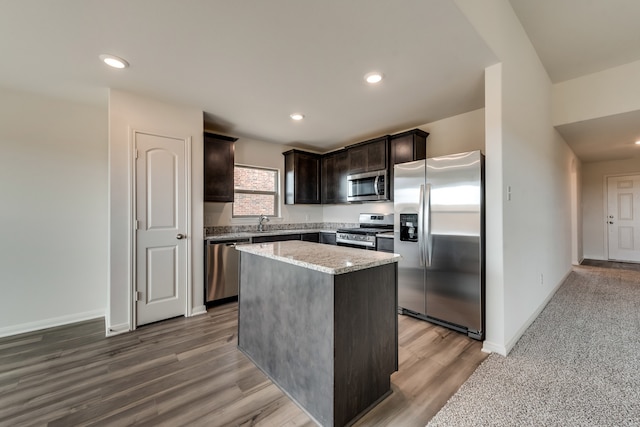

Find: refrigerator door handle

[425,183,433,267]
[418,184,425,266]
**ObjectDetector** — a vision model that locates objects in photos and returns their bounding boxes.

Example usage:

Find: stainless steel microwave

[347,170,388,202]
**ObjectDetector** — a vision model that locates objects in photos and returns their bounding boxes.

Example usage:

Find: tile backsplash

[204,222,359,236]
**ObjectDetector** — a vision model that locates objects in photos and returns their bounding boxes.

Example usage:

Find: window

[233,165,279,217]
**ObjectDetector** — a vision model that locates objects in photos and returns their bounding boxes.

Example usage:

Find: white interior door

[607,174,640,262]
[135,132,188,326]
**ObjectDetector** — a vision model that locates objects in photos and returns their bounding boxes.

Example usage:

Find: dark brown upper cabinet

[283,149,321,204]
[390,129,429,165]
[204,132,238,203]
[388,129,429,201]
[321,149,349,204]
[346,136,389,175]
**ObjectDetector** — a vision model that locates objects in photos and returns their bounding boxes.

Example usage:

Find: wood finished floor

[0,303,487,427]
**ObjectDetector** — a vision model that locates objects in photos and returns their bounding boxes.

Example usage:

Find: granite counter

[236,240,399,274]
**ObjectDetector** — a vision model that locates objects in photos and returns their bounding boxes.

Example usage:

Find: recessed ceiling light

[290,113,305,121]
[99,54,129,69]
[364,72,383,84]
[635,140,640,145]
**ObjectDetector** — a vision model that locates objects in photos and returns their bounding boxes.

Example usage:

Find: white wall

[571,157,583,265]
[582,158,640,260]
[108,90,204,334]
[421,108,486,158]
[204,135,325,227]
[0,87,108,337]
[457,0,577,355]
[553,60,640,126]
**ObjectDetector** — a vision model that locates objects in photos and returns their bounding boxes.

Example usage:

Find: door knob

[608,221,614,225]
[176,233,186,240]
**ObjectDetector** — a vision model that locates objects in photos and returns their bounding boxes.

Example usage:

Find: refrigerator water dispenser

[400,213,419,242]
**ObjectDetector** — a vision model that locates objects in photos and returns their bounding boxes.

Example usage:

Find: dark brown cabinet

[321,149,348,204]
[283,150,321,204]
[204,132,238,202]
[252,232,320,244]
[346,136,389,174]
[389,129,429,200]
[301,232,320,243]
[320,232,337,245]
[390,129,428,165]
[376,236,394,253]
[252,234,301,243]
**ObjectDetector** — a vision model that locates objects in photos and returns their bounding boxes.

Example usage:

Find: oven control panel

[336,232,376,247]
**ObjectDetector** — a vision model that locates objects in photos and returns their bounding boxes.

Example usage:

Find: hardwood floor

[0,303,487,426]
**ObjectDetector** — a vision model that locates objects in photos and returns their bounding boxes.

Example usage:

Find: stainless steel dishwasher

[205,238,251,304]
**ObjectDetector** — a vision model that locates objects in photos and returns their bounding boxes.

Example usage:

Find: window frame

[232,164,280,218]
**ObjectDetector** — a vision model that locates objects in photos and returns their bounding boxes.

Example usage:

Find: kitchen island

[236,241,400,427]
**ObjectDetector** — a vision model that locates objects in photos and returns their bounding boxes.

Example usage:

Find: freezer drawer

[426,234,482,333]
[396,236,425,315]
[205,239,250,303]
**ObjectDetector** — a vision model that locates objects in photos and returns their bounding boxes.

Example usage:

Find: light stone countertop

[236,240,400,275]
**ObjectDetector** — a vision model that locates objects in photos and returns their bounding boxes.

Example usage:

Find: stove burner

[336,227,391,235]
[336,225,393,249]
[335,213,393,249]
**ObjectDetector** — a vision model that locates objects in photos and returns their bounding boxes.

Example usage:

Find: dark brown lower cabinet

[320,232,337,245]
[301,232,320,243]
[251,232,319,244]
[377,237,394,253]
[238,252,397,427]
[251,234,301,244]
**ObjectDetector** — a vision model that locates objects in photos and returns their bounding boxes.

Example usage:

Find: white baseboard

[105,306,207,337]
[482,341,506,355]
[106,322,131,337]
[498,267,572,356]
[0,309,105,339]
[190,305,207,316]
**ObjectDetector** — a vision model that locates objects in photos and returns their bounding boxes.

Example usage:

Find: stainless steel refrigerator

[393,151,485,340]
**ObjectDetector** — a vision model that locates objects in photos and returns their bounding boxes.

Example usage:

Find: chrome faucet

[258,214,269,232]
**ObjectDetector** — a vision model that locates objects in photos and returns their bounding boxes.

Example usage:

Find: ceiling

[555,111,640,163]
[0,0,497,152]
[1,1,639,160]
[509,0,640,83]
[509,0,640,162]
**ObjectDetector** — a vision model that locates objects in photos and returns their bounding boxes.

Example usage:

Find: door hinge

[134,291,142,302]
[135,149,139,159]
[135,220,139,230]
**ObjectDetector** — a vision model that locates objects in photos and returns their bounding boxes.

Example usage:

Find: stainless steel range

[336,213,394,250]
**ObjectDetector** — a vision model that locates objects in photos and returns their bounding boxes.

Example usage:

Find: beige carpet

[428,264,640,426]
